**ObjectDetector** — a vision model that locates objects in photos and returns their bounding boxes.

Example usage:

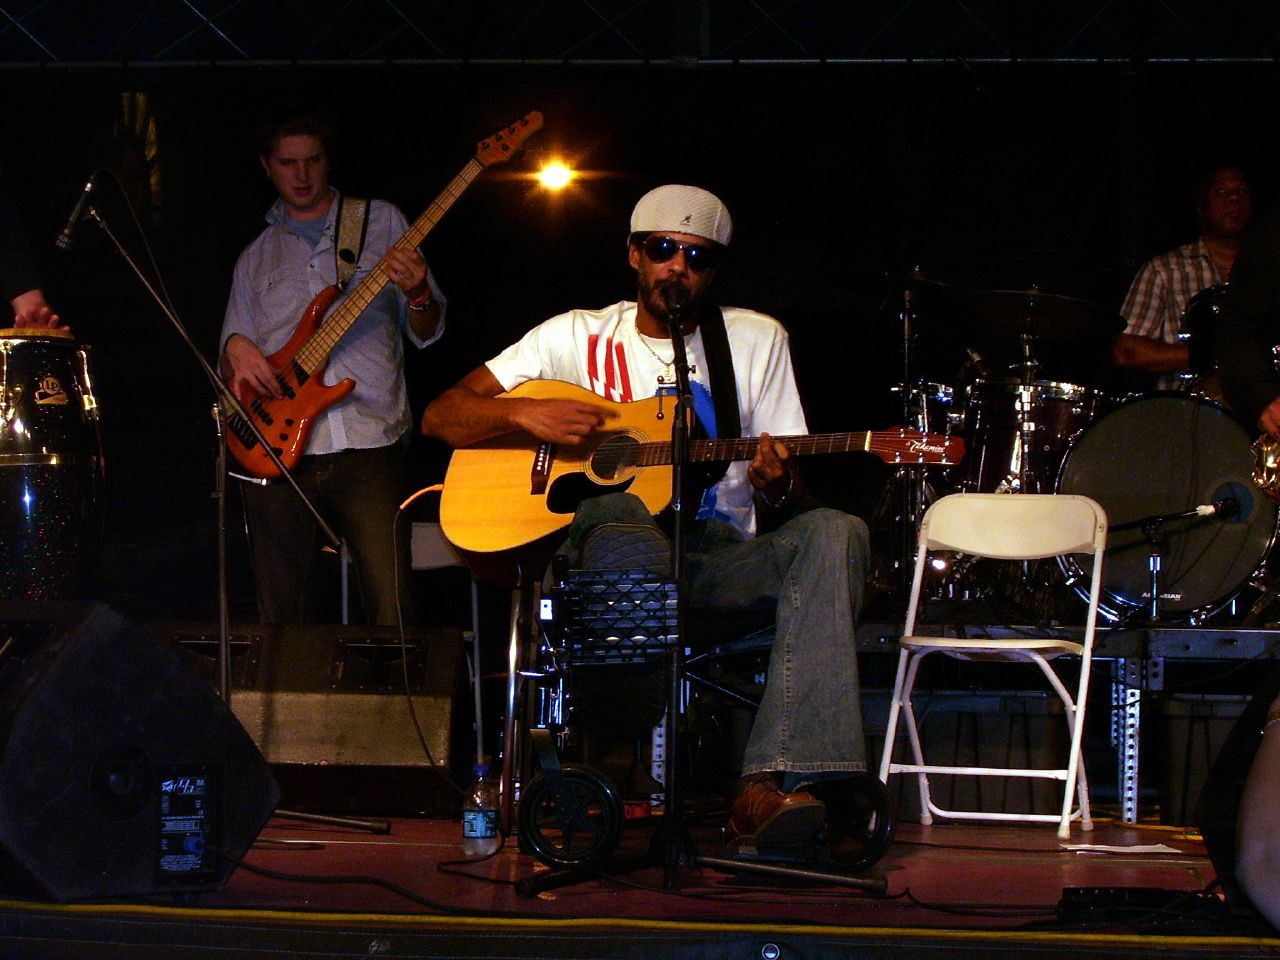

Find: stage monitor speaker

[0,602,280,902]
[158,623,464,816]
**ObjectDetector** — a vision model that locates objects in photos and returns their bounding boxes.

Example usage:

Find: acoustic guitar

[226,111,544,479]
[439,380,965,553]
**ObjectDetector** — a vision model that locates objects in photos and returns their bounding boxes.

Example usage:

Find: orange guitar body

[225,285,354,480]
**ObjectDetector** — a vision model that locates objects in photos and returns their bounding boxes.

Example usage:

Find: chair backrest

[920,493,1106,561]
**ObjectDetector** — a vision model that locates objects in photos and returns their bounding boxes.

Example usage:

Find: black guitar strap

[697,304,740,488]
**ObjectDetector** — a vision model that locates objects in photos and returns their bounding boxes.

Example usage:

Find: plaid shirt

[1120,237,1223,390]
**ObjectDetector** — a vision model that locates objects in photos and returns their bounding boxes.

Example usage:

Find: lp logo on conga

[33,375,69,406]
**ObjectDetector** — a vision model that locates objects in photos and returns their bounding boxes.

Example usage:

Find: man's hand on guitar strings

[748,433,795,502]
[512,397,619,446]
[222,334,284,399]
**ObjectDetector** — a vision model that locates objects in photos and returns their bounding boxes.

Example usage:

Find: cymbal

[892,271,962,300]
[960,288,1124,341]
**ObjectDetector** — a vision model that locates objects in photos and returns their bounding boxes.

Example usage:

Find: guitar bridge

[531,442,553,496]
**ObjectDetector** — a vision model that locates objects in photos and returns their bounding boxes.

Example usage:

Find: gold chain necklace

[637,331,675,368]
[634,318,697,384]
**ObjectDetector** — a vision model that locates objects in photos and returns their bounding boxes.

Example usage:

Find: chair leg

[1076,750,1093,832]
[1059,698,1093,838]
[899,653,933,825]
[877,649,911,784]
[1031,655,1093,838]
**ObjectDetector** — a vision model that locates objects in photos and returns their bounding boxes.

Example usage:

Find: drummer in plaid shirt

[1112,164,1252,391]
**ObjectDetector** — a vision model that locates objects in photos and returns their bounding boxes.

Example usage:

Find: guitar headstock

[475,111,545,167]
[879,430,966,466]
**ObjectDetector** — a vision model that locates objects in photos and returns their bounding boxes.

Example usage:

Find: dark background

[1,57,1275,624]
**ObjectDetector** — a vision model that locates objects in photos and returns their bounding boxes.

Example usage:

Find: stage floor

[0,812,1273,959]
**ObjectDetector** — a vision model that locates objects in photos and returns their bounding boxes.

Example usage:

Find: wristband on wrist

[407,286,434,310]
[761,471,794,510]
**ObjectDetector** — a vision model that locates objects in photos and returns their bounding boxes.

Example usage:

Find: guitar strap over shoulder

[334,195,371,289]
[698,304,740,488]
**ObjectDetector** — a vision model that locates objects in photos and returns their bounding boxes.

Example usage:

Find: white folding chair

[877,492,1107,838]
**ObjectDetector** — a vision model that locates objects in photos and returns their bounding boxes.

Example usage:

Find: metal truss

[0,0,1277,66]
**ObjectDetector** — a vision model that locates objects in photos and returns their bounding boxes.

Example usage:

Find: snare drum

[960,379,1106,494]
[1057,392,1275,622]
[0,330,102,600]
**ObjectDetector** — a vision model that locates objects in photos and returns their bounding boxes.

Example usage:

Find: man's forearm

[421,386,520,448]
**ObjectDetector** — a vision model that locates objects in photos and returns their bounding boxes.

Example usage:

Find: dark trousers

[240,442,415,625]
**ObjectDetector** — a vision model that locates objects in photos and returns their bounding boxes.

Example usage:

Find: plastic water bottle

[462,762,500,856]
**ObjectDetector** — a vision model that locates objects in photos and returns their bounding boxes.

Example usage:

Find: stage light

[537,162,574,189]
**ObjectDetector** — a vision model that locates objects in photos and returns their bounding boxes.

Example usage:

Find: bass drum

[1057,393,1275,623]
[0,330,102,601]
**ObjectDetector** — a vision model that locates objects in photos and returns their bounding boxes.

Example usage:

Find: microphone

[660,282,689,319]
[1196,497,1240,519]
[55,172,98,250]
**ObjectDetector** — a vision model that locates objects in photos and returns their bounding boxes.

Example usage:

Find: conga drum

[0,328,103,600]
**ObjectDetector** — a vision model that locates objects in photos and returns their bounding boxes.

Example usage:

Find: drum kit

[873,271,1276,627]
[0,327,102,602]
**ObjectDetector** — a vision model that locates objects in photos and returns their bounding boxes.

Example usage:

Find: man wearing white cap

[422,185,870,852]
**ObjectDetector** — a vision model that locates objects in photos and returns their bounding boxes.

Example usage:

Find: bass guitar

[226,111,544,479]
[439,380,965,553]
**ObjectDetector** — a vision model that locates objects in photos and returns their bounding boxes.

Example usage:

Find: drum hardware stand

[82,206,389,835]
[1012,294,1042,494]
[1244,572,1280,628]
[881,269,942,595]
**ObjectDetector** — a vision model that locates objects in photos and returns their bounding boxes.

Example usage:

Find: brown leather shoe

[726,777,826,852]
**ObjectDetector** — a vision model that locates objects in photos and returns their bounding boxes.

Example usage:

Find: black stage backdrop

[0,63,1272,621]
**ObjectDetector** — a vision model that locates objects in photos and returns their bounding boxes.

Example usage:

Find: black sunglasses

[641,235,722,272]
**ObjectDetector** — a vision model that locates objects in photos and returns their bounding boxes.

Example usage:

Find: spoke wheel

[517,765,624,868]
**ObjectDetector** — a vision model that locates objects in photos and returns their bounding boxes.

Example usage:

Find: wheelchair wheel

[823,772,896,872]
[517,764,625,868]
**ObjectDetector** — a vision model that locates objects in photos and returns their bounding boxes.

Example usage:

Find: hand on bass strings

[220,334,283,399]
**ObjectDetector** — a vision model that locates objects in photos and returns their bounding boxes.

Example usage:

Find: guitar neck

[639,433,872,467]
[295,158,486,373]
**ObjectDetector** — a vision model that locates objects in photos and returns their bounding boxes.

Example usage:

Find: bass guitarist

[219,102,445,625]
[421,184,871,852]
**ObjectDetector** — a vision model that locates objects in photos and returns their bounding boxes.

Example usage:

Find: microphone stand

[662,294,886,894]
[658,297,694,888]
[1110,501,1237,624]
[83,207,389,833]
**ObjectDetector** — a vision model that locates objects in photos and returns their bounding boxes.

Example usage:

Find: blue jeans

[571,494,869,779]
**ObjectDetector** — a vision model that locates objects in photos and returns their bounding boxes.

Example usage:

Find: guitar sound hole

[591,435,640,482]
